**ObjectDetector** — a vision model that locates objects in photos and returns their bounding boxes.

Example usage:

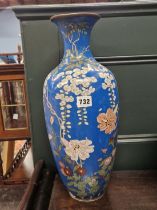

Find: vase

[43,12,119,202]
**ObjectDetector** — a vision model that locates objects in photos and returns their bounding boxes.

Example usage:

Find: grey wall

[0,9,21,53]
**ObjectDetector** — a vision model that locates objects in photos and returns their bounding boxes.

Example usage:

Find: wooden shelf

[49,170,157,210]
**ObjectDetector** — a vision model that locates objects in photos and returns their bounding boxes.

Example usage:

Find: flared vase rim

[50,12,100,21]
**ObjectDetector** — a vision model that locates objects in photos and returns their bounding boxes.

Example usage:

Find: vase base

[69,192,104,202]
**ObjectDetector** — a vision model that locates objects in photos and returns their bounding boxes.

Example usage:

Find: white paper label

[13,113,18,120]
[77,96,92,108]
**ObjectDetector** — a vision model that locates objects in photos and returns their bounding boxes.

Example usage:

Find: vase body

[43,13,119,202]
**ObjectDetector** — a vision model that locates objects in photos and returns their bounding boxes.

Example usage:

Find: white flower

[66,75,72,80]
[66,70,73,75]
[82,70,88,74]
[83,82,90,88]
[73,68,81,73]
[70,78,77,84]
[63,85,71,92]
[113,95,116,100]
[112,82,116,88]
[82,89,89,96]
[99,72,106,78]
[65,96,74,102]
[91,77,97,83]
[73,71,81,77]
[62,78,68,85]
[55,93,65,100]
[102,78,112,89]
[83,77,90,83]
[82,89,93,96]
[60,101,66,106]
[70,86,81,95]
[87,64,93,70]
[66,104,72,109]
[75,89,81,95]
[108,74,114,81]
[70,84,78,93]
[88,178,97,186]
[62,138,94,162]
[57,82,63,88]
[81,65,92,74]
[89,87,95,94]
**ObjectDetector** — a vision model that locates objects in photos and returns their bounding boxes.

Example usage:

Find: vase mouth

[50,12,100,21]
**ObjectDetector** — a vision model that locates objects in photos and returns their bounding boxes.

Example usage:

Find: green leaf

[67,176,74,181]
[58,144,62,151]
[67,182,74,187]
[98,170,105,176]
[69,188,78,193]
[99,161,104,167]
[54,150,59,156]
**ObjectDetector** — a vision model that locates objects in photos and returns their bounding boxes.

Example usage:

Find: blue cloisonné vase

[43,13,119,202]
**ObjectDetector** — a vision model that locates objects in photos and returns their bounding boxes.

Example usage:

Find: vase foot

[69,192,104,202]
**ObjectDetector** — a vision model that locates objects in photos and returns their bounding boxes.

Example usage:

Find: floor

[0,184,26,210]
[0,147,34,209]
[10,148,34,181]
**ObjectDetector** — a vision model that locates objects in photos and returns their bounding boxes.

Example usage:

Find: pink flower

[97,108,117,134]
[104,156,112,166]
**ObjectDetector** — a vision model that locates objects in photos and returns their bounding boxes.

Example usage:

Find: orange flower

[76,166,86,176]
[62,167,72,176]
[59,161,72,176]
[97,108,116,134]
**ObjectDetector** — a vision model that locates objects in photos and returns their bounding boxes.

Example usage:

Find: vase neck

[51,14,100,60]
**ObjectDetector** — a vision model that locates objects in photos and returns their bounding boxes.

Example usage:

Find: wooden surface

[49,171,157,210]
[0,0,118,7]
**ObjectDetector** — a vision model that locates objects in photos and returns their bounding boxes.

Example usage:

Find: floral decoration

[59,161,73,176]
[103,156,112,166]
[62,138,94,163]
[98,72,117,109]
[97,108,117,134]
